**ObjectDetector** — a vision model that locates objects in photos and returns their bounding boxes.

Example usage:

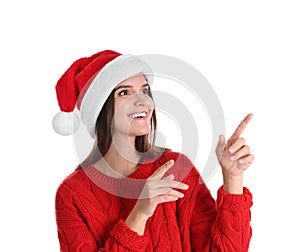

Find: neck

[95,134,142,177]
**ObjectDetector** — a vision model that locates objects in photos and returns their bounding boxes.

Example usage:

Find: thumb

[215,135,226,160]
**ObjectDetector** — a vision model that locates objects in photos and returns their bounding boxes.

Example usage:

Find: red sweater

[55,151,252,251]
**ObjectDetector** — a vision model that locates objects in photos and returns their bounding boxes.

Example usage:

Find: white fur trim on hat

[80,54,153,138]
[52,111,80,136]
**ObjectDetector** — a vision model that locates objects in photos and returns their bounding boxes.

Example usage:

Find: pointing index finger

[229,113,253,142]
[150,159,174,179]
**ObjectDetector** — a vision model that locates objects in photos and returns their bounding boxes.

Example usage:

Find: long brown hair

[77,84,165,169]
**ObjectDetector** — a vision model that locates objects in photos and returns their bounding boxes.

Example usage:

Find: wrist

[125,208,149,236]
[223,173,243,194]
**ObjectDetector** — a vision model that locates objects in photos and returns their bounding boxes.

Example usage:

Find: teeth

[129,112,147,118]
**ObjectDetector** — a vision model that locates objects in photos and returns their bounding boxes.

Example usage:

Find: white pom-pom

[52,112,80,136]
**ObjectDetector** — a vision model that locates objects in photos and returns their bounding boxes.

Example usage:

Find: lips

[128,111,148,119]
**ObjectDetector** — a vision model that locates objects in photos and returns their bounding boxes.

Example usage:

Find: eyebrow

[114,83,149,92]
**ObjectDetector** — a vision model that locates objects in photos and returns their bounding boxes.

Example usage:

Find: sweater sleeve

[177,155,252,252]
[210,186,252,251]
[55,182,149,252]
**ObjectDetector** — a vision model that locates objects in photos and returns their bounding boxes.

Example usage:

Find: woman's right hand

[136,159,189,217]
[125,160,189,235]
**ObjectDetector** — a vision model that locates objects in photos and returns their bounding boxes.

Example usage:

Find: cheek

[146,96,154,109]
[114,98,124,111]
[114,99,130,124]
[114,98,129,113]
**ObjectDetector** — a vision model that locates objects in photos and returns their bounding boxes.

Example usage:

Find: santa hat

[52,50,153,137]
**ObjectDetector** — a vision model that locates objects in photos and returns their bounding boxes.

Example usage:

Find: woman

[53,50,254,251]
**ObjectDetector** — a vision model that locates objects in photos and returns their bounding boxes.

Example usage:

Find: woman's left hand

[215,113,254,193]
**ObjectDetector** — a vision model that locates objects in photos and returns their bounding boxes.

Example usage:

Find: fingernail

[183,184,189,189]
[180,193,184,198]
[229,147,235,153]
[230,156,236,161]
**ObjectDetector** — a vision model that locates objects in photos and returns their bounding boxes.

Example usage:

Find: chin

[129,121,151,136]
[134,131,150,137]
[130,128,150,137]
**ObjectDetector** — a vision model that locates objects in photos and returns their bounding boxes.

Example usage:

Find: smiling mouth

[128,111,148,119]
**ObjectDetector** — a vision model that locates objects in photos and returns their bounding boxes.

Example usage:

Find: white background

[1,0,299,251]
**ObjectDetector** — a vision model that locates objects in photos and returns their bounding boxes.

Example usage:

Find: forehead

[115,74,148,89]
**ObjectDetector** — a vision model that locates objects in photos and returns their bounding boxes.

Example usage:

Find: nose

[132,93,153,108]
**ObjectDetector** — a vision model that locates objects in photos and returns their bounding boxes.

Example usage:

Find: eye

[140,89,150,95]
[118,90,129,96]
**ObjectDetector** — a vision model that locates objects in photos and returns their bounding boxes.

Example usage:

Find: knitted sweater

[55,151,252,251]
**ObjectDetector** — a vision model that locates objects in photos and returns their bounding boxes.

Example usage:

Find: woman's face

[113,74,154,138]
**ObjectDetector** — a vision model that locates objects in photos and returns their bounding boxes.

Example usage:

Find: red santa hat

[52,50,153,137]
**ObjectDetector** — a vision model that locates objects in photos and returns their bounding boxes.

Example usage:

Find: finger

[216,135,226,151]
[155,179,189,190]
[215,135,226,158]
[229,113,253,142]
[150,160,174,179]
[228,138,246,154]
[149,187,184,198]
[229,145,250,161]
[238,154,255,165]
[164,174,175,181]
